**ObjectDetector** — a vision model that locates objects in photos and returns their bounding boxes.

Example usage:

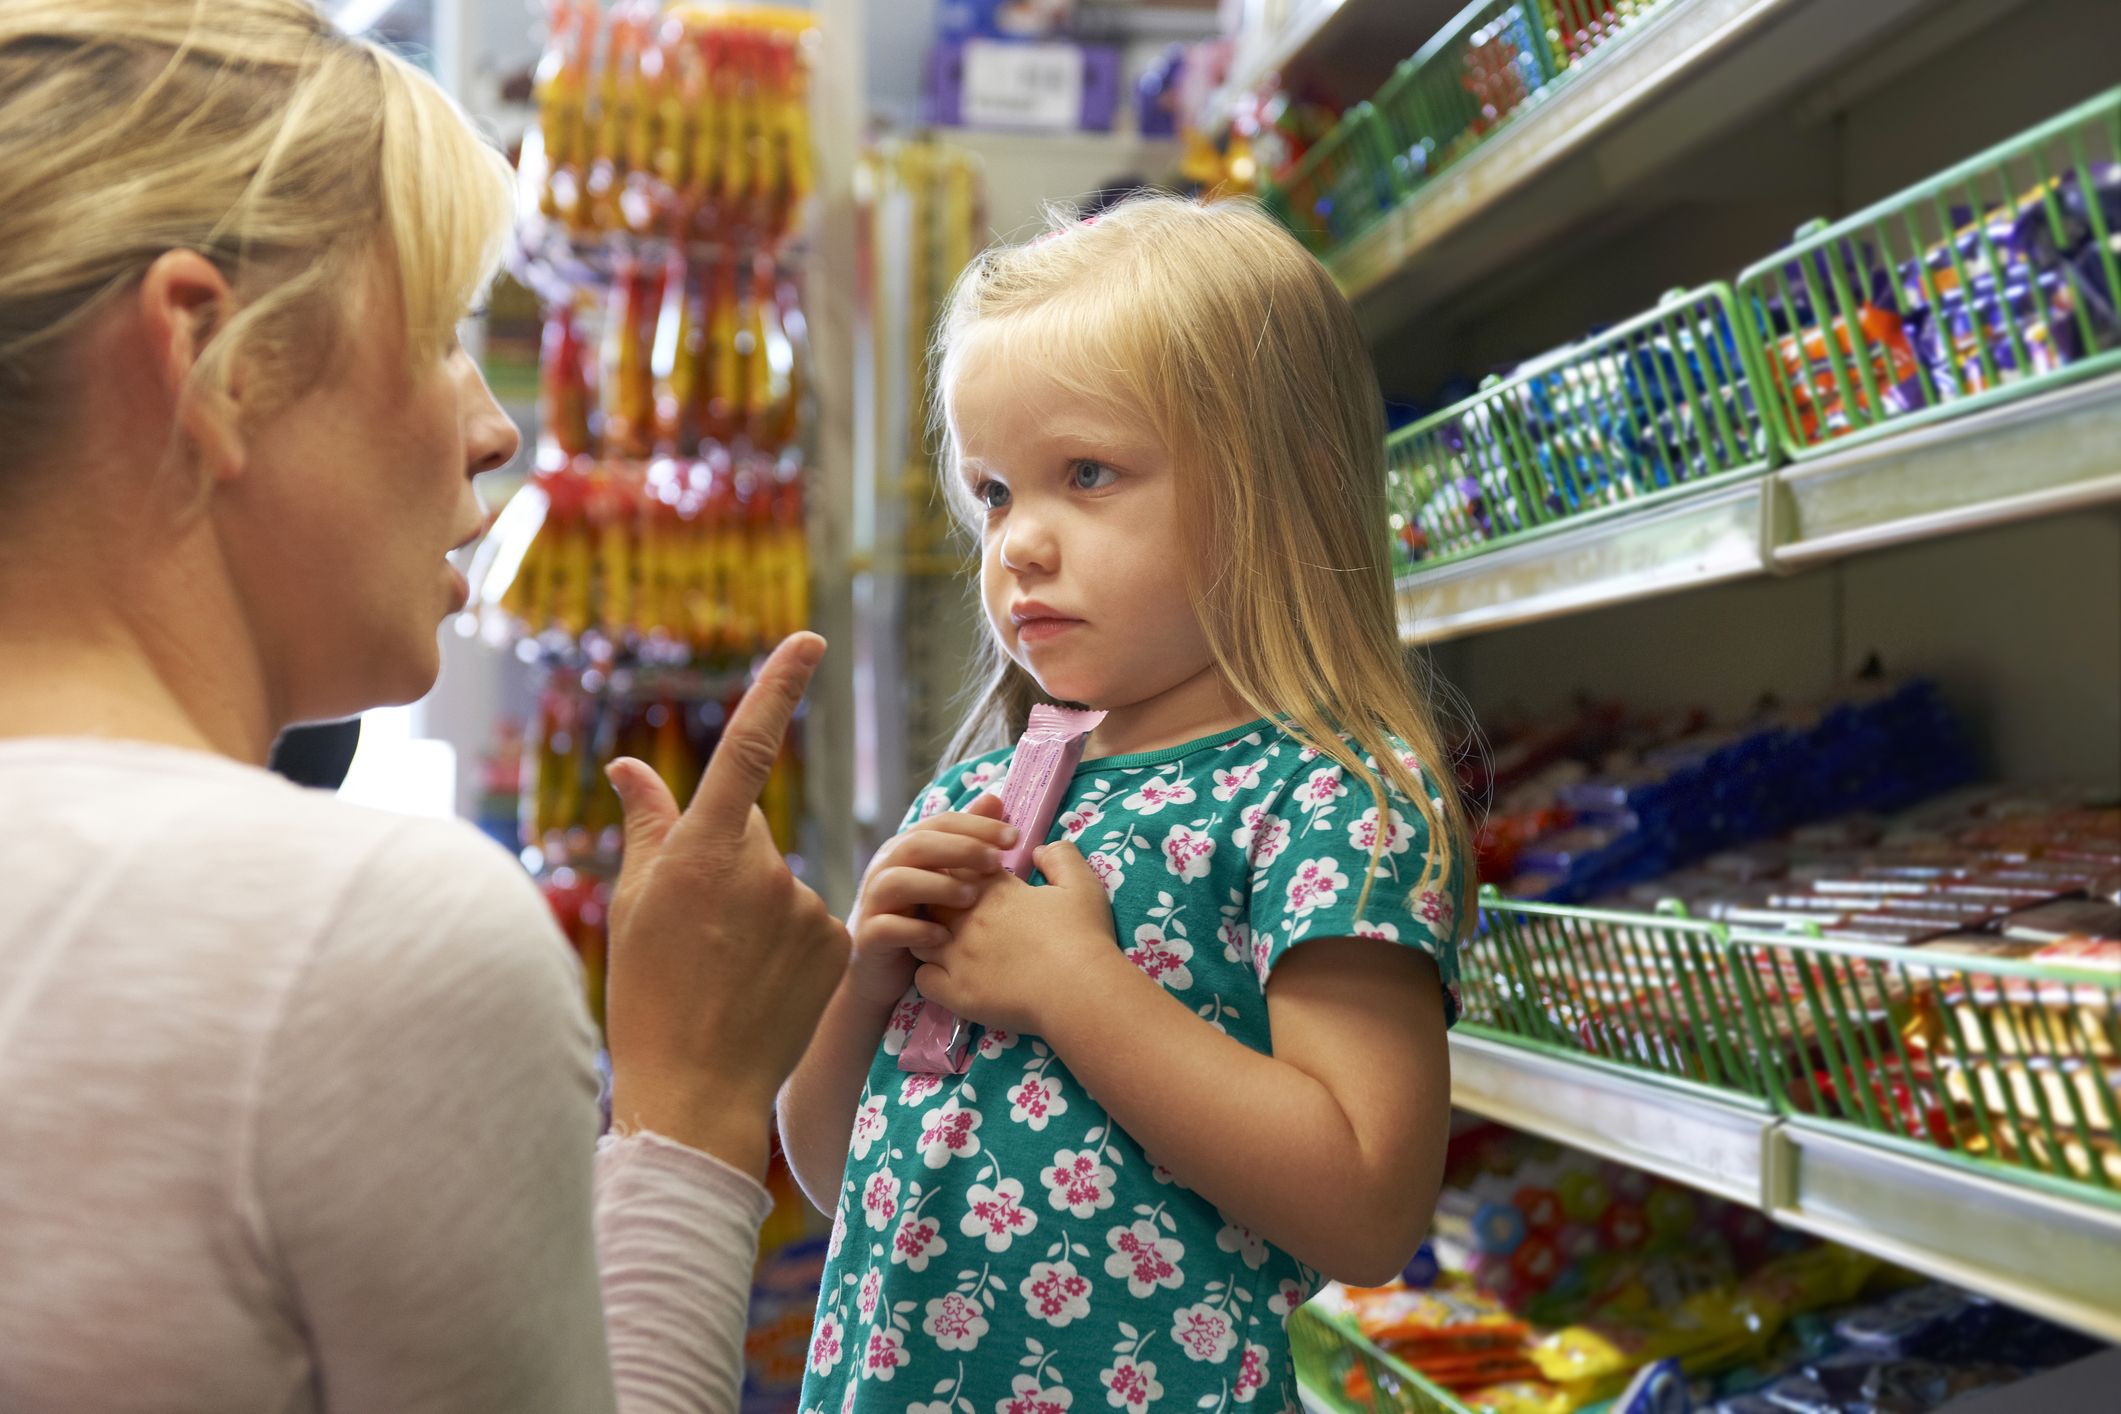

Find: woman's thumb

[608,758,681,862]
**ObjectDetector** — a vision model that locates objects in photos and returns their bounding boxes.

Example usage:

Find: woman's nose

[455,352,522,477]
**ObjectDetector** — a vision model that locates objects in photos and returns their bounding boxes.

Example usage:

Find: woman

[0,3,848,1410]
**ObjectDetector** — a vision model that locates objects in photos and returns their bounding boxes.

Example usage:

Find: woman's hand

[913,840,1121,1036]
[602,632,849,1178]
[843,792,1018,1012]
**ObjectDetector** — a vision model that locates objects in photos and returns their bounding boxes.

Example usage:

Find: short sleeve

[895,749,1014,832]
[1245,754,1464,1023]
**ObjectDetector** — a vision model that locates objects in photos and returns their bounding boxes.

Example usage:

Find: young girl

[780,194,1472,1414]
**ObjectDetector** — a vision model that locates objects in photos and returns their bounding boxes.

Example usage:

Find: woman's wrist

[611,1070,775,1179]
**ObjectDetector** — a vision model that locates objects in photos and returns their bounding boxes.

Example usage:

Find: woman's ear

[138,248,247,484]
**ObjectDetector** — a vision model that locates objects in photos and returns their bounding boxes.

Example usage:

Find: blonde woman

[0,3,848,1410]
[778,195,1473,1414]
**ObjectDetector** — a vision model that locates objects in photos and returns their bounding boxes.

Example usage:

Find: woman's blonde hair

[0,0,513,480]
[933,193,1473,928]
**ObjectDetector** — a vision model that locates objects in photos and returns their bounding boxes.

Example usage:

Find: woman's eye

[1070,460,1118,491]
[977,479,1011,510]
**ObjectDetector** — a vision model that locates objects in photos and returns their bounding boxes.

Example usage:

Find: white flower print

[997,1374,1074,1414]
[1210,760,1266,802]
[861,1326,909,1382]
[863,1170,901,1231]
[918,787,951,820]
[961,1178,1038,1252]
[1043,1149,1118,1219]
[1216,1219,1269,1270]
[918,1098,983,1168]
[1284,857,1349,917]
[1297,744,1324,763]
[851,1095,888,1160]
[828,1198,848,1259]
[1217,916,1251,965]
[1419,888,1456,933]
[1008,1073,1068,1130]
[923,1291,989,1352]
[1101,1358,1164,1412]
[1353,920,1399,942]
[1268,1278,1308,1317]
[1124,925,1195,991]
[960,759,1007,793]
[841,1384,857,1414]
[899,1072,944,1109]
[1019,1258,1093,1326]
[1346,805,1414,858]
[1121,776,1196,816]
[1293,766,1347,811]
[890,1214,947,1271]
[808,1309,847,1376]
[1057,802,1104,840]
[1251,929,1274,986]
[857,1268,884,1323]
[1169,1302,1238,1363]
[1085,851,1126,897]
[1104,1220,1185,1298]
[1234,1343,1270,1404]
[1158,824,1215,882]
[977,1029,1019,1060]
[881,991,923,1058]
[1232,806,1290,869]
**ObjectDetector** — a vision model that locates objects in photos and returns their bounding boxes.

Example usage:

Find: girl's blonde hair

[933,193,1473,928]
[0,0,513,483]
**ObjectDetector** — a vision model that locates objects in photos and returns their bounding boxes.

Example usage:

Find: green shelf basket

[1271,102,1402,258]
[1372,1,1557,194]
[1736,84,2121,459]
[1387,284,1777,572]
[1459,894,1776,1104]
[1289,1306,1477,1414]
[1535,0,1671,73]
[1729,927,2121,1209]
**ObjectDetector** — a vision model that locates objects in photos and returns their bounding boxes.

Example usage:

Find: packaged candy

[900,704,1107,1074]
[2002,897,2121,945]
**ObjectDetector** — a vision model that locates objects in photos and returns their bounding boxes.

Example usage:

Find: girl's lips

[1015,617,1082,644]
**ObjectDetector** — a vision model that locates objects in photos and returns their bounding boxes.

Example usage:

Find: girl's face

[950,347,1228,739]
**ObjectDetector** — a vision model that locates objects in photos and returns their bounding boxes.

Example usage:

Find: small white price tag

[961,39,1084,131]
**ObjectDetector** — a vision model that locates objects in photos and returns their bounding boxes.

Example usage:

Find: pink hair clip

[1031,214,1100,246]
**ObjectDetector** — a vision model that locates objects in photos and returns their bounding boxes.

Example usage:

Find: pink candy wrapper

[898,704,1107,1074]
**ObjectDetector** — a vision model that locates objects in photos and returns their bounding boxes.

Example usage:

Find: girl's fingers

[906,809,1019,850]
[858,913,951,953]
[864,865,981,919]
[880,829,1005,876]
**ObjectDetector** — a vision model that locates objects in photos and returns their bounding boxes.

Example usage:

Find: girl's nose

[999,509,1058,576]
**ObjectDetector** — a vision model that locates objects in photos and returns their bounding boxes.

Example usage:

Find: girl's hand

[846,792,1019,1011]
[915,840,1120,1036]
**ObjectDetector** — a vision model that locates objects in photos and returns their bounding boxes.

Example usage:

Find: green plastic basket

[1459,894,1776,1102]
[1372,1,1556,192]
[1271,103,1402,258]
[1736,85,2121,459]
[1729,927,2121,1208]
[1536,0,1671,72]
[1387,284,1776,572]
[1289,1306,1477,1414]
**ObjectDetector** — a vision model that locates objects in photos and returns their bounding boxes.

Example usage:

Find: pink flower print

[1125,925,1195,991]
[1150,1159,1180,1186]
[922,1290,989,1353]
[1159,824,1215,882]
[1294,766,1347,811]
[1169,1303,1237,1364]
[1216,1218,1269,1270]
[961,759,1007,792]
[1297,743,1324,762]
[891,1215,947,1271]
[1234,1343,1270,1404]
[1398,749,1423,774]
[861,1326,908,1383]
[1019,1258,1093,1327]
[917,1098,983,1168]
[1042,1148,1118,1219]
[1217,916,1251,965]
[808,1309,847,1376]
[1419,889,1455,932]
[1211,760,1265,802]
[1251,929,1274,986]
[1232,806,1290,869]
[857,1268,884,1323]
[1104,1219,1185,1298]
[960,1178,1038,1252]
[1058,802,1104,840]
[1346,805,1413,858]
[1008,1074,1068,1131]
[841,1383,857,1414]
[919,787,951,820]
[1268,1278,1308,1317]
[1121,776,1196,815]
[997,1374,1074,1414]
[1353,920,1400,942]
[1284,857,1348,918]
[1100,1357,1164,1412]
[850,1095,888,1160]
[862,1170,901,1231]
[899,1072,944,1108]
[1085,851,1126,897]
[881,991,923,1057]
[977,1028,1018,1060]
[828,1198,848,1259]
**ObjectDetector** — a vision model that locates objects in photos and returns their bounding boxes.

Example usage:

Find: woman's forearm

[776,979,896,1215]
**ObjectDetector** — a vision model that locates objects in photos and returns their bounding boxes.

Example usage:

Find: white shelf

[1449,1034,2121,1344]
[1199,0,1463,135]
[1395,370,2121,645]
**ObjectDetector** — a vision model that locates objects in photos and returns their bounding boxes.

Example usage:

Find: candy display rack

[1290,1306,1475,1414]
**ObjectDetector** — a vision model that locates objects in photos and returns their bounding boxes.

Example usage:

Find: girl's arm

[777,980,899,1213]
[912,844,1451,1287]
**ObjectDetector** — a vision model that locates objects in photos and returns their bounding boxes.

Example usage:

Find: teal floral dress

[801,719,1463,1414]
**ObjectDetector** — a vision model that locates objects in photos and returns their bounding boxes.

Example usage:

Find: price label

[961,39,1084,130]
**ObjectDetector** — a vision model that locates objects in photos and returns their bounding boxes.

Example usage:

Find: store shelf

[1447,1035,2121,1343]
[1395,369,2121,644]
[1332,0,1948,340]
[1200,0,1463,136]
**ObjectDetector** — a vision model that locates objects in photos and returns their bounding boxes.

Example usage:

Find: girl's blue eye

[1070,460,1118,491]
[977,479,1011,510]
